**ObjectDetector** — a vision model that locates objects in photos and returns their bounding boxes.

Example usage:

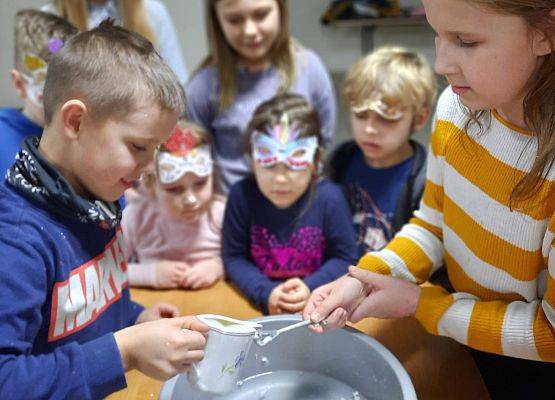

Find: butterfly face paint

[21,39,65,107]
[157,125,213,184]
[22,54,47,107]
[351,91,405,121]
[251,113,319,171]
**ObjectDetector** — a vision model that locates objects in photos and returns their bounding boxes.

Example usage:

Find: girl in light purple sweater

[187,0,337,193]
[122,121,225,289]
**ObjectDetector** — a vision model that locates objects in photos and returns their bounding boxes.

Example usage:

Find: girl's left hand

[180,260,224,290]
[277,278,311,313]
[346,266,421,322]
[135,303,180,324]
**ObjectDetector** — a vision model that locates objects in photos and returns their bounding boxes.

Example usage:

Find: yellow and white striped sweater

[358,88,555,361]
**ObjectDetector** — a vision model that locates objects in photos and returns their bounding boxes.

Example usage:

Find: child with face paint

[187,0,337,193]
[327,47,437,256]
[122,121,226,289]
[0,10,77,174]
[222,93,358,315]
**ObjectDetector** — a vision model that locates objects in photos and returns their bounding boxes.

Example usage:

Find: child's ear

[59,100,88,140]
[413,108,431,133]
[533,11,555,56]
[11,69,27,100]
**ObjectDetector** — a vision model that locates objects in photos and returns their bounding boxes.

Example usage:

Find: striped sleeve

[416,217,555,361]
[356,115,450,283]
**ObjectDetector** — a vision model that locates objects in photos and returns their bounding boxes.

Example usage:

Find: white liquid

[225,370,371,400]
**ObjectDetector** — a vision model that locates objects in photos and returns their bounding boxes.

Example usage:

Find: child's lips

[362,142,380,150]
[452,86,471,95]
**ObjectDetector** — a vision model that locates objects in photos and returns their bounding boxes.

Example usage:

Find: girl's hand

[155,260,190,288]
[347,266,421,322]
[302,273,369,333]
[115,316,209,381]
[278,278,311,313]
[268,285,285,315]
[135,303,180,324]
[180,260,224,290]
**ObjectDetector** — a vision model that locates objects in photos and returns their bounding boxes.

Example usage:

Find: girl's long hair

[199,0,295,112]
[465,0,555,207]
[52,0,156,44]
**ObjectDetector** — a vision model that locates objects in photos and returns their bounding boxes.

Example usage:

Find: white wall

[0,1,435,108]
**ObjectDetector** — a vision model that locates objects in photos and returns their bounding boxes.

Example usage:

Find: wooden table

[108,281,489,400]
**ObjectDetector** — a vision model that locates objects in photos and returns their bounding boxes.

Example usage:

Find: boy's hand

[346,266,421,322]
[115,316,209,381]
[135,303,180,324]
[180,260,224,290]
[302,272,369,333]
[277,278,311,313]
[268,285,285,315]
[155,260,190,289]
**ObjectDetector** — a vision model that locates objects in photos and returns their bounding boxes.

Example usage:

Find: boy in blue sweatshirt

[0,10,77,175]
[0,21,208,400]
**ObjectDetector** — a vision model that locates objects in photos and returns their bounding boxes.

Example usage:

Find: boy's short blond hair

[43,20,185,125]
[14,9,78,75]
[343,46,437,119]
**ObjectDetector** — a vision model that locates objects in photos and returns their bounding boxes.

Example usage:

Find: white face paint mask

[351,91,405,121]
[251,113,319,170]
[157,124,214,184]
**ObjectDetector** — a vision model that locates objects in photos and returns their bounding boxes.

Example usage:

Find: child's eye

[131,143,147,152]
[226,16,243,25]
[166,187,184,194]
[354,111,369,120]
[291,149,307,158]
[194,179,208,189]
[253,9,270,21]
[457,37,477,48]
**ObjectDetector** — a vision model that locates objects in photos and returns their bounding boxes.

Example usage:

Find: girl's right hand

[302,274,369,332]
[155,260,190,288]
[114,316,209,381]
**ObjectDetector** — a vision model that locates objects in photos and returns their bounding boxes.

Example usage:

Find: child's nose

[434,37,459,76]
[243,19,258,36]
[182,191,197,205]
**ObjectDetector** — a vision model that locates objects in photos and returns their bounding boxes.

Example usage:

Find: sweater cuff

[81,333,127,399]
[414,285,455,336]
[259,282,280,315]
[127,262,156,287]
[356,253,392,275]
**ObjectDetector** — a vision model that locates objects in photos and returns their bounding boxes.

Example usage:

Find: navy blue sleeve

[303,182,358,290]
[0,238,126,399]
[222,182,280,314]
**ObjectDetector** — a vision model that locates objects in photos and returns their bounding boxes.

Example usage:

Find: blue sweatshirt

[0,180,143,399]
[0,108,42,176]
[222,178,358,313]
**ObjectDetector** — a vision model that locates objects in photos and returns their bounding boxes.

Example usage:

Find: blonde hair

[343,46,437,122]
[465,0,555,205]
[200,0,295,112]
[51,0,156,44]
[43,21,184,125]
[14,9,78,74]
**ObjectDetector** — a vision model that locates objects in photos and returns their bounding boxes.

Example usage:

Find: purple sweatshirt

[186,48,337,192]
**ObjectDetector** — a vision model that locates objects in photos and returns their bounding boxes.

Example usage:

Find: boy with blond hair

[0,10,78,174]
[327,46,437,256]
[0,21,208,399]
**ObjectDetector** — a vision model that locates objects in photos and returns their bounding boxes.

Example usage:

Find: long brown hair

[201,0,295,112]
[465,0,555,207]
[52,0,156,44]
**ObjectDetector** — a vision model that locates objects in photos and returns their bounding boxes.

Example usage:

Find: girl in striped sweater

[303,1,555,398]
